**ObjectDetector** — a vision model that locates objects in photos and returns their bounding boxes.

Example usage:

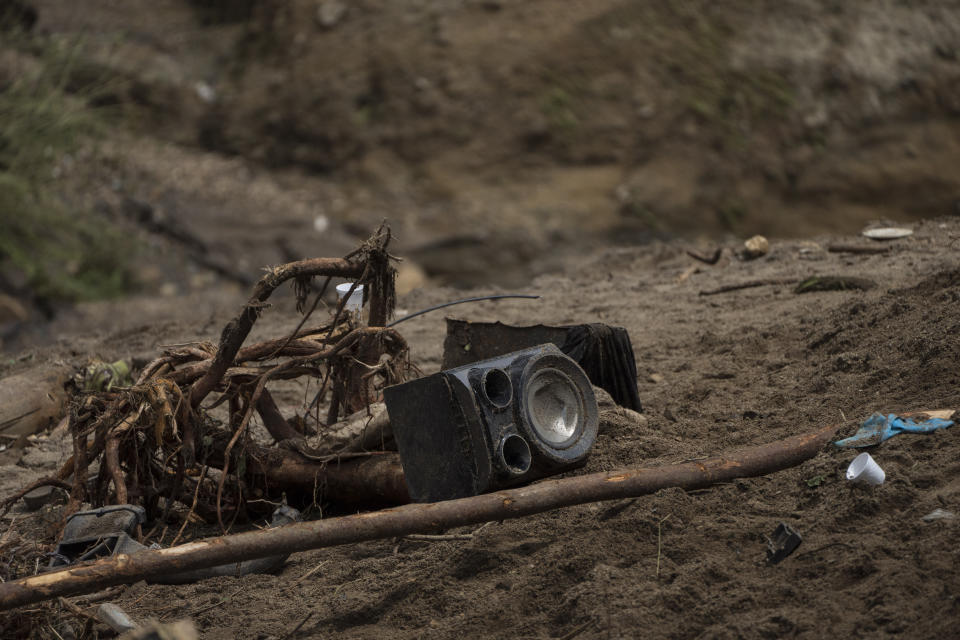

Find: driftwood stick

[0,423,837,610]
[827,244,890,255]
[686,247,723,265]
[699,278,798,296]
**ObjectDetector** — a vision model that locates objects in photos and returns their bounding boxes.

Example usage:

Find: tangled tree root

[0,224,413,538]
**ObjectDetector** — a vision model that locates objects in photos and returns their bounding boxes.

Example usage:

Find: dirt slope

[10,0,960,301]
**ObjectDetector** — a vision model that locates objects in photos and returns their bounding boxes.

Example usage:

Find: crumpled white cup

[846,452,885,485]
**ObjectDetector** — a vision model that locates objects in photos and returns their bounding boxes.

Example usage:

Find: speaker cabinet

[385,344,599,502]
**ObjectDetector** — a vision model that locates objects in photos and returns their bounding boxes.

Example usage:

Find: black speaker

[384,344,599,502]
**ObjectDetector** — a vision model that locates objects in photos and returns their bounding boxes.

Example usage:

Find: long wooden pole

[0,423,837,610]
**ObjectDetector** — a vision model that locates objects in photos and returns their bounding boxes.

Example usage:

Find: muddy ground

[2,217,959,638]
[2,0,960,638]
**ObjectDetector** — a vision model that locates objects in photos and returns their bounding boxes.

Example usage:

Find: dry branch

[189,257,366,409]
[0,423,838,610]
[699,278,798,296]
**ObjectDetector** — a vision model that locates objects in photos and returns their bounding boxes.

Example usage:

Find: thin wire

[385,294,540,327]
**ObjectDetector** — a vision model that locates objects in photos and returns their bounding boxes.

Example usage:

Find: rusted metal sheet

[442,320,568,370]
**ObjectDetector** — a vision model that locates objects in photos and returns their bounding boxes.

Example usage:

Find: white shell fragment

[921,508,956,523]
[862,227,913,240]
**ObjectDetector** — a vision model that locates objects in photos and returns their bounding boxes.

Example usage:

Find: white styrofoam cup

[336,283,364,312]
[846,452,885,485]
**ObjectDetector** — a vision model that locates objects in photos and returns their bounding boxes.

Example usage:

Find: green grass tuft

[0,36,136,302]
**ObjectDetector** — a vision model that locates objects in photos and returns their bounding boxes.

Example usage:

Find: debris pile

[1,226,413,537]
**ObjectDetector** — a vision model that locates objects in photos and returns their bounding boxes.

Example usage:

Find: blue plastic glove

[834,413,954,448]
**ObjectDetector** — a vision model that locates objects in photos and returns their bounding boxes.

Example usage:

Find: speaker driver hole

[483,368,513,408]
[500,434,531,474]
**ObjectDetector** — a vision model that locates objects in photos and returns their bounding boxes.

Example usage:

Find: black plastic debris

[23,485,61,512]
[443,319,642,412]
[48,504,301,582]
[386,344,599,502]
[766,523,802,564]
[49,505,146,568]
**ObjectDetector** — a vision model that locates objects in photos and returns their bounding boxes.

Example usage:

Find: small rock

[637,103,656,119]
[921,508,956,522]
[313,214,330,234]
[23,485,59,511]
[648,373,664,384]
[20,446,63,469]
[743,235,769,259]
[55,624,76,640]
[193,81,216,104]
[0,293,28,325]
[189,272,217,290]
[317,1,347,28]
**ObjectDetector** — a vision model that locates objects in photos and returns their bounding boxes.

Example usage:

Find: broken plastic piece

[766,523,802,564]
[97,603,137,633]
[921,508,955,523]
[119,619,198,640]
[49,505,146,568]
[48,504,300,583]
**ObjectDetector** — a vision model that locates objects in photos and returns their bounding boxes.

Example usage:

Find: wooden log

[0,423,838,610]
[202,430,409,505]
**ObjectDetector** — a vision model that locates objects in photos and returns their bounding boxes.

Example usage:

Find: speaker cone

[524,367,583,447]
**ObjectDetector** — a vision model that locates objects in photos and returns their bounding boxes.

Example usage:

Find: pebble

[20,446,64,469]
[743,235,769,259]
[23,485,57,511]
[317,1,347,28]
